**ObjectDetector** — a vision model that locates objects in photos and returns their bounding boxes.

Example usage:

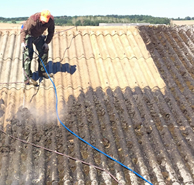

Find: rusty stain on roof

[0,25,193,184]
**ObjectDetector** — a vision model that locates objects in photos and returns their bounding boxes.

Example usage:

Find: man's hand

[42,43,49,52]
[21,42,27,51]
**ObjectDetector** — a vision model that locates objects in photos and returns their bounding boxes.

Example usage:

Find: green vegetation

[0,15,173,26]
[173,16,194,20]
[54,15,171,26]
[0,16,27,23]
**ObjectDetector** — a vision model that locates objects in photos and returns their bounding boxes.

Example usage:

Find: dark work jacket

[20,12,55,44]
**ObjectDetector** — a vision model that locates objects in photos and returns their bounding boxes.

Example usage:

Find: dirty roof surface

[0,25,194,185]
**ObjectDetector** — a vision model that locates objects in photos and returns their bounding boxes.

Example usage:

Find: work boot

[39,71,53,79]
[25,78,38,86]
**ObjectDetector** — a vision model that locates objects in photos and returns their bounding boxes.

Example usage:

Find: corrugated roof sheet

[0,25,193,185]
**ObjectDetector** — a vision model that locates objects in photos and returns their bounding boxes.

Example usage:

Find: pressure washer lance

[22,48,26,108]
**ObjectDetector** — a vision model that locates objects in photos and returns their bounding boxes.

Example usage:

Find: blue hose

[35,51,153,185]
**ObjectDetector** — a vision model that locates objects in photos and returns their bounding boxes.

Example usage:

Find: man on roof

[20,10,55,86]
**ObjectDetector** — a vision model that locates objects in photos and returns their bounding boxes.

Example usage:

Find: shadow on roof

[32,61,77,82]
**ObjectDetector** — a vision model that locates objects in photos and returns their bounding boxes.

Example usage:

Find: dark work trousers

[23,35,48,81]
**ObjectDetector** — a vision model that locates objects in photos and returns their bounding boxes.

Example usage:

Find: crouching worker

[20,10,55,86]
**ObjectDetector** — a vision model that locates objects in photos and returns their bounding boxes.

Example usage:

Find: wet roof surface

[0,25,194,185]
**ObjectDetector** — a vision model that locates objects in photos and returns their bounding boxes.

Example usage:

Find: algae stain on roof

[0,25,194,184]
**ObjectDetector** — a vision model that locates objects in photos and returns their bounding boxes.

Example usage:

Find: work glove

[21,42,27,51]
[42,43,49,52]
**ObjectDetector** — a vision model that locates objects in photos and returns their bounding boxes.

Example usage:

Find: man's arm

[45,20,55,44]
[20,15,36,43]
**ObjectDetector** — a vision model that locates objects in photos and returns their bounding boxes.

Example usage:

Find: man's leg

[35,36,51,78]
[23,35,38,86]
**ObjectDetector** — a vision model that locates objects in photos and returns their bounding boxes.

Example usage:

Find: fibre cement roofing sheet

[0,25,193,185]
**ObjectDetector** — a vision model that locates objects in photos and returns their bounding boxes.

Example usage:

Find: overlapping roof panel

[0,25,193,185]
